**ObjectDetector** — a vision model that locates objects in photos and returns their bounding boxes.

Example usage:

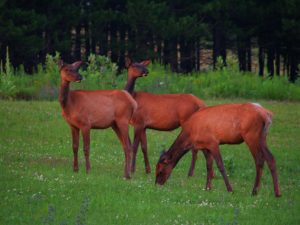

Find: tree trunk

[117,29,125,73]
[85,22,91,60]
[289,51,297,83]
[213,22,226,69]
[258,46,264,76]
[283,53,287,76]
[275,50,280,76]
[267,47,275,77]
[238,43,246,71]
[180,39,193,73]
[246,38,251,72]
[195,40,200,71]
[162,40,169,66]
[75,25,81,60]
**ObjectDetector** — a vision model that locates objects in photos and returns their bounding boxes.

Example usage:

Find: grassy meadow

[1,99,300,225]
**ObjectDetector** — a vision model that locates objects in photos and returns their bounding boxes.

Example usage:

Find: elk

[58,60,137,179]
[124,58,209,176]
[155,103,281,197]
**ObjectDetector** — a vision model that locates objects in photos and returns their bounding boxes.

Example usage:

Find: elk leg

[253,153,264,196]
[203,149,214,190]
[140,129,151,173]
[81,128,91,173]
[262,146,281,197]
[113,123,132,179]
[210,147,233,192]
[131,127,141,173]
[247,143,265,196]
[71,126,80,172]
[188,149,198,177]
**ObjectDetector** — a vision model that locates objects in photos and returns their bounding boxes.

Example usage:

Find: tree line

[0,0,299,81]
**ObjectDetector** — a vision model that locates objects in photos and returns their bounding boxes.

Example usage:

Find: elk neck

[124,76,136,95]
[165,131,192,167]
[59,79,70,108]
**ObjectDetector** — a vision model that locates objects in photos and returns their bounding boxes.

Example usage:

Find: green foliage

[1,52,300,101]
[79,54,118,90]
[44,52,61,86]
[215,56,226,71]
[1,0,299,79]
[0,74,17,99]
[129,61,300,101]
[0,47,16,99]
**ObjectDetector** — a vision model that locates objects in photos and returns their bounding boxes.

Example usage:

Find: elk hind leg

[140,129,151,173]
[203,150,214,190]
[113,122,132,179]
[263,145,281,197]
[131,127,141,173]
[188,149,198,177]
[249,144,265,196]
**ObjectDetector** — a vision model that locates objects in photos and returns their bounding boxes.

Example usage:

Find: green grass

[1,99,300,225]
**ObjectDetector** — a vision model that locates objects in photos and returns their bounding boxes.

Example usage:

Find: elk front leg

[71,126,80,172]
[81,128,91,173]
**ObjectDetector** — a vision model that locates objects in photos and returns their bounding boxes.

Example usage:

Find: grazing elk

[155,103,281,197]
[58,60,137,179]
[124,58,209,176]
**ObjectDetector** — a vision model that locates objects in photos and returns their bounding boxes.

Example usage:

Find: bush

[79,54,118,90]
[0,47,17,99]
[1,51,300,101]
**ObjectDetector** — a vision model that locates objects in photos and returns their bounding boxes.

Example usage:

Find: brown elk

[124,58,209,176]
[155,103,281,197]
[58,60,137,179]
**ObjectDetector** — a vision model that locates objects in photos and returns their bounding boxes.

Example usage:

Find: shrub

[79,54,118,90]
[0,47,17,99]
[1,51,300,101]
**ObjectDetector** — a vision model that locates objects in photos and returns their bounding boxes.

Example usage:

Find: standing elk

[155,103,281,197]
[124,58,210,176]
[58,60,137,179]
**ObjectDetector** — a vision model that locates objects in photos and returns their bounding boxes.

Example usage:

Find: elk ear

[71,61,83,71]
[159,150,170,164]
[58,60,64,70]
[160,150,166,158]
[125,57,132,68]
[140,59,151,66]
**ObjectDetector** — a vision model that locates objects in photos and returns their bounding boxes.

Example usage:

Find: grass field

[1,99,300,225]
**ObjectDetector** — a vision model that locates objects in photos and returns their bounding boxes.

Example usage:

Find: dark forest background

[0,0,299,82]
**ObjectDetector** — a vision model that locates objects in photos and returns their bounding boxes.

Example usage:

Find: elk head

[155,151,174,185]
[59,60,83,83]
[125,57,151,80]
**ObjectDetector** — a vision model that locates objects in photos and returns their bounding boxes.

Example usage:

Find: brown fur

[156,103,281,197]
[59,60,137,179]
[124,59,206,175]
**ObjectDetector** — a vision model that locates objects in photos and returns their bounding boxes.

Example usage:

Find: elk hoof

[205,186,212,191]
[252,190,258,196]
[275,192,282,198]
[145,167,151,174]
[124,175,131,180]
[227,186,233,192]
[188,172,194,177]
